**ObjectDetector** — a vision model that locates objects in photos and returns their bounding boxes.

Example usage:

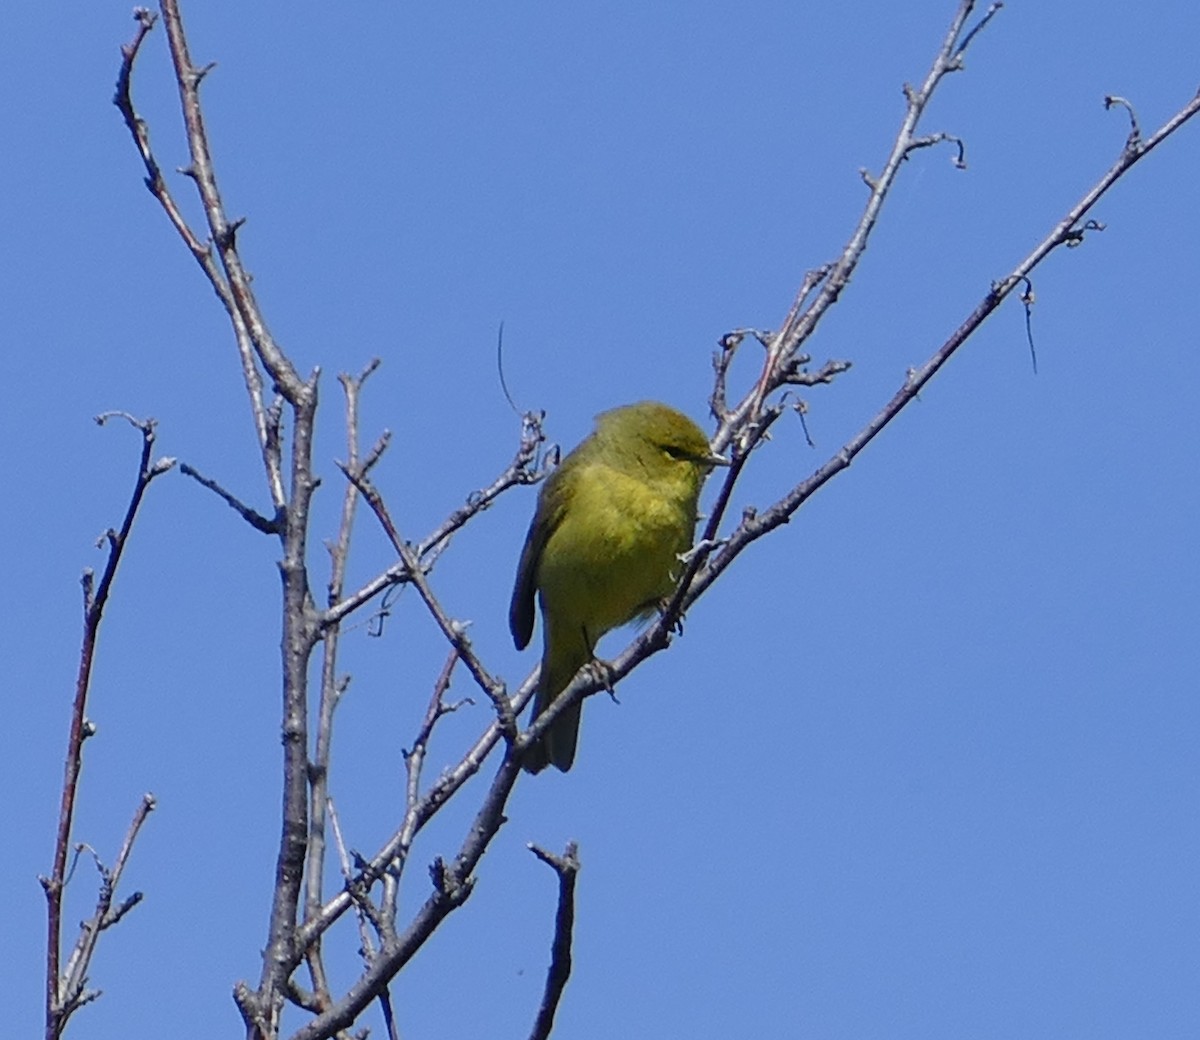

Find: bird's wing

[508,471,570,650]
[509,515,543,650]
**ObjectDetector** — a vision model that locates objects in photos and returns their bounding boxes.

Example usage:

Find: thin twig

[40,416,169,1040]
[327,798,399,1040]
[289,754,525,1040]
[143,4,325,1029]
[1104,94,1143,152]
[689,85,1200,607]
[179,462,282,534]
[527,843,581,1040]
[158,0,304,404]
[954,1,1004,59]
[321,411,547,632]
[113,7,285,510]
[727,0,996,444]
[388,649,465,922]
[1019,277,1037,373]
[339,464,513,732]
[303,360,381,1005]
[57,796,156,1021]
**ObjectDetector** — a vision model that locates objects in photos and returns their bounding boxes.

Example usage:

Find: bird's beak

[706,450,731,468]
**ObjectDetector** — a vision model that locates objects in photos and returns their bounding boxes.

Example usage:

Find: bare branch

[289,753,525,1040]
[905,130,967,168]
[1104,94,1143,149]
[721,0,1002,446]
[41,415,167,1040]
[112,8,286,511]
[321,410,546,632]
[57,796,156,1023]
[125,9,324,1030]
[391,650,466,911]
[953,1,1003,60]
[302,359,382,1009]
[158,0,305,405]
[527,843,581,1040]
[690,87,1200,606]
[338,464,512,731]
[180,462,282,534]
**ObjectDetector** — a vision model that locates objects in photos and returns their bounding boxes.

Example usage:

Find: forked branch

[41,415,171,1040]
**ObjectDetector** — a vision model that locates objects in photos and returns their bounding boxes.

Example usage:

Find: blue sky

[4,3,1198,1038]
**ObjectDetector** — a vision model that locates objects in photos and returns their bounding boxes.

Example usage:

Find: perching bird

[509,401,727,773]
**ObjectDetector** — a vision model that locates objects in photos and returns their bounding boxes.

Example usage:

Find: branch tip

[179,461,282,535]
[1104,94,1143,149]
[955,1,1004,59]
[527,841,581,1040]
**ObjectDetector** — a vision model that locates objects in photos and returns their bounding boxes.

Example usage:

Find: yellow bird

[510,401,728,773]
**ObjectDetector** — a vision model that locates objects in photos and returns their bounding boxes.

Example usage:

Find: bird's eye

[663,445,688,461]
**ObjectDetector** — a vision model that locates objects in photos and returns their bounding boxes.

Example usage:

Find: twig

[327,798,399,1040]
[527,843,581,1040]
[422,411,549,553]
[388,650,466,916]
[727,0,998,442]
[338,464,513,732]
[1104,94,1142,149]
[158,0,305,405]
[289,754,525,1040]
[179,462,282,534]
[689,86,1200,607]
[954,1,1003,59]
[303,360,382,1006]
[905,130,967,168]
[57,796,156,1022]
[710,328,774,421]
[40,416,169,1040]
[1019,277,1037,373]
[322,410,546,631]
[133,5,325,1030]
[780,357,854,388]
[113,7,286,510]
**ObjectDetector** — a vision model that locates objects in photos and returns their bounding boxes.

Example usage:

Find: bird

[509,401,728,773]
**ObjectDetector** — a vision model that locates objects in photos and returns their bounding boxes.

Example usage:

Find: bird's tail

[522,638,588,774]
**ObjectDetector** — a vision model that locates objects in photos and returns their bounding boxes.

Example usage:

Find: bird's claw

[586,659,619,703]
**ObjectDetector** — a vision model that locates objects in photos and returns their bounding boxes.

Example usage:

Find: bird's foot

[652,595,686,637]
[586,659,620,704]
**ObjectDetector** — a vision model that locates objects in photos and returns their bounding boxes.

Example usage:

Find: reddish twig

[40,415,171,1040]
